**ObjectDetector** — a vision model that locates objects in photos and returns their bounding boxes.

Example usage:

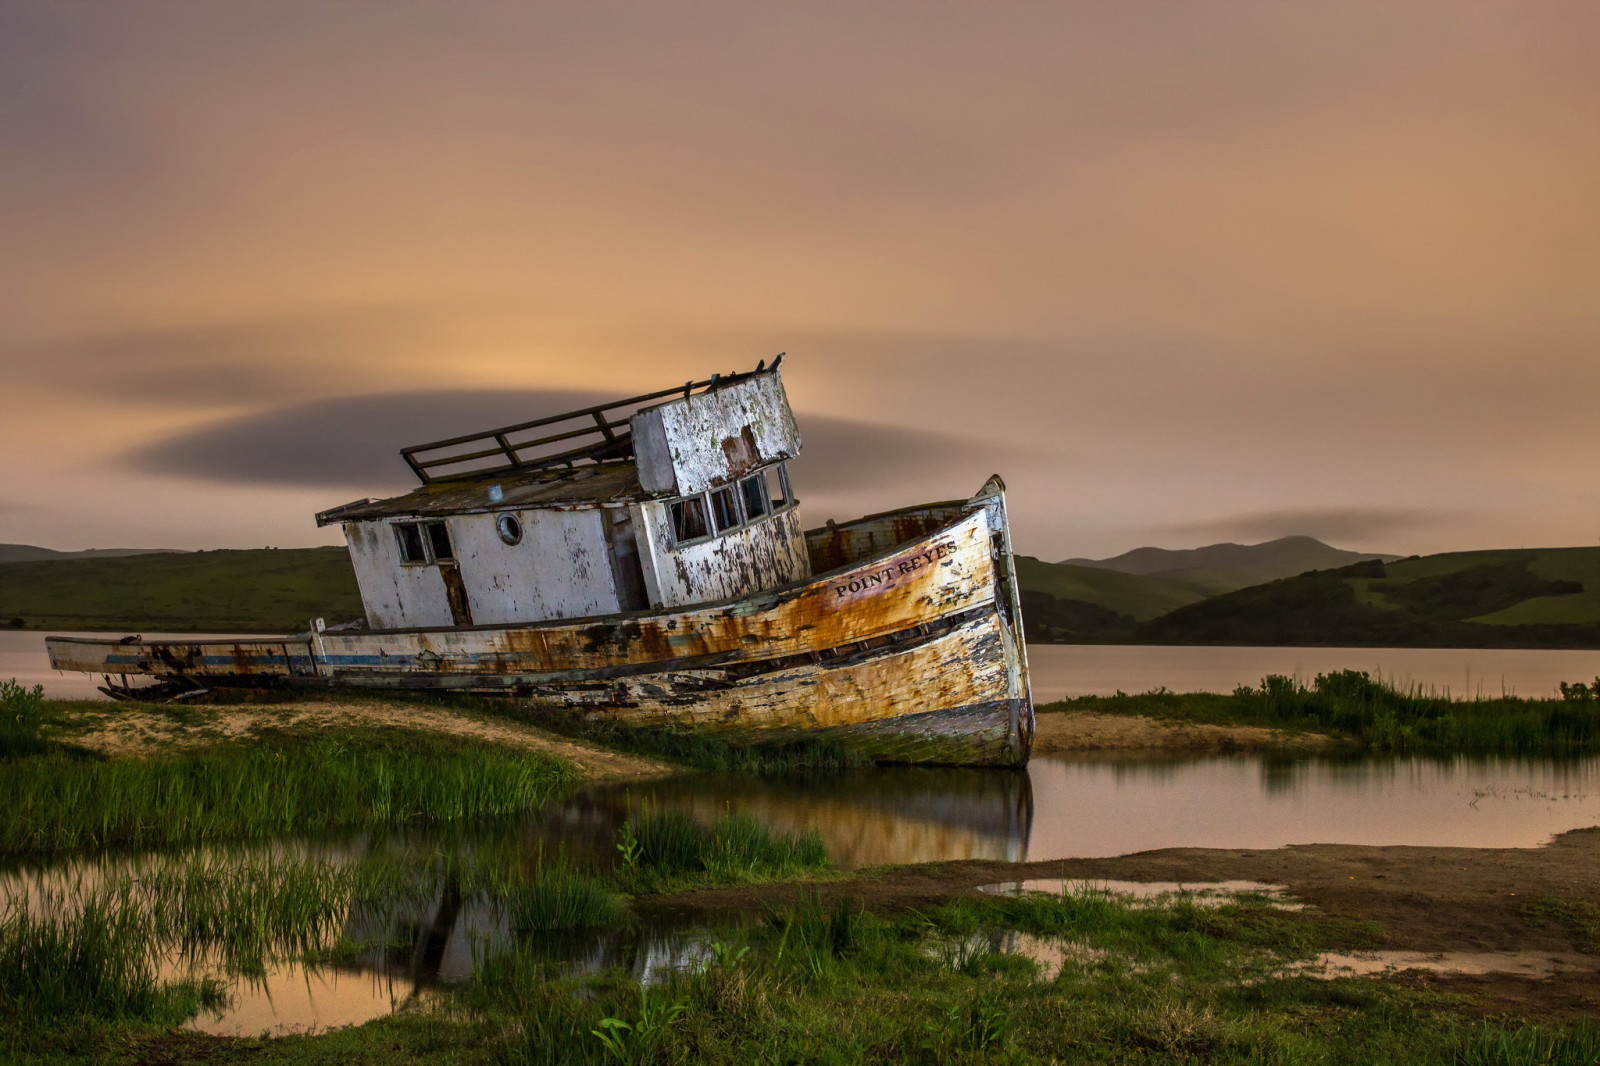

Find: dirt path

[1033,709,1339,754]
[51,698,674,780]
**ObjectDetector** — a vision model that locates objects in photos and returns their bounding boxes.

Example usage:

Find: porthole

[496,513,523,546]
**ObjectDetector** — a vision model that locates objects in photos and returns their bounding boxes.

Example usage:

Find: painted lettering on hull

[831,541,958,599]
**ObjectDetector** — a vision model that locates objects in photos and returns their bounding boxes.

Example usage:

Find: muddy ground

[653,827,1600,1019]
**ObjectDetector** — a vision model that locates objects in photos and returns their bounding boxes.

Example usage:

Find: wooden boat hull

[47,481,1033,767]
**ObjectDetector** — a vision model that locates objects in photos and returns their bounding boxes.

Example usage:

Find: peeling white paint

[636,503,811,609]
[343,520,456,629]
[633,372,800,496]
[344,508,625,628]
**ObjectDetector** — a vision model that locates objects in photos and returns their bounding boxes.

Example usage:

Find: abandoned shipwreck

[48,360,1035,766]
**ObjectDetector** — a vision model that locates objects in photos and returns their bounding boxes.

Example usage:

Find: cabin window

[426,521,454,561]
[395,520,455,564]
[741,472,769,519]
[670,496,710,543]
[710,487,742,532]
[395,523,427,563]
[496,513,523,546]
[772,463,795,509]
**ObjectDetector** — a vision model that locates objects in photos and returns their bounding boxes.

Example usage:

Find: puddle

[186,964,432,1037]
[977,878,1299,908]
[1300,950,1594,979]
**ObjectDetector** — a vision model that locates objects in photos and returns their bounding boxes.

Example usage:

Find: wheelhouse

[315,360,811,630]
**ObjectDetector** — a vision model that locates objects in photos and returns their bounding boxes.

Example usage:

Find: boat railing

[399,358,781,484]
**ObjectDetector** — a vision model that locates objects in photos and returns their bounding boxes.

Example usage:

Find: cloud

[1156,506,1462,548]
[123,389,1015,498]
[18,307,450,406]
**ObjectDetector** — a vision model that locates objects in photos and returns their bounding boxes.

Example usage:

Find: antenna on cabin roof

[771,352,785,369]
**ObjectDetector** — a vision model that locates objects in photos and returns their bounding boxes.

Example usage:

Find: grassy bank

[1042,670,1600,756]
[0,685,578,856]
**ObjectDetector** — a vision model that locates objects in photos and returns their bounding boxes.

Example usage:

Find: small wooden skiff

[47,362,1034,766]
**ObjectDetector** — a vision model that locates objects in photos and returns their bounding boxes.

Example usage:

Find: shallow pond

[8,750,1599,1036]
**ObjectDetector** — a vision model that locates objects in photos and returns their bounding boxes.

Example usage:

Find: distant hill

[1062,536,1399,595]
[1016,536,1401,643]
[1135,547,1600,648]
[0,544,189,564]
[0,548,362,632]
[1012,556,1213,641]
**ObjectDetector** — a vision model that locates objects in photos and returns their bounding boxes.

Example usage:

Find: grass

[1043,669,1600,756]
[460,888,1600,1066]
[8,862,1600,1065]
[615,808,831,892]
[0,720,577,856]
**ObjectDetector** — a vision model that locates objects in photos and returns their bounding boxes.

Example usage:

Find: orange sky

[2,1,1598,559]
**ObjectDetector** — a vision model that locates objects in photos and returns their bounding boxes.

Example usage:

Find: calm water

[6,630,1598,701]
[9,751,1600,1035]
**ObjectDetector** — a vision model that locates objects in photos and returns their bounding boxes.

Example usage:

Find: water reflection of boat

[561,766,1035,867]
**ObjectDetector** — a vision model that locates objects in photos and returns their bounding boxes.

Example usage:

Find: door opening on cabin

[606,509,650,611]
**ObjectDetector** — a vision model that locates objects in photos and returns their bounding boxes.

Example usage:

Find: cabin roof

[314,461,645,526]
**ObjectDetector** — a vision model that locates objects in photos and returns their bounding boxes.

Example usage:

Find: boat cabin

[315,360,812,630]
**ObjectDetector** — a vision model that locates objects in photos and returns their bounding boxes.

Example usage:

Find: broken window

[395,523,427,563]
[741,472,769,519]
[710,487,742,532]
[426,521,454,562]
[395,520,455,563]
[771,463,794,509]
[670,496,710,543]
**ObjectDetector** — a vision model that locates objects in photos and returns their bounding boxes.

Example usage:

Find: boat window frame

[741,471,770,520]
[769,462,796,510]
[669,495,712,546]
[394,519,455,566]
[709,485,743,533]
[665,463,798,549]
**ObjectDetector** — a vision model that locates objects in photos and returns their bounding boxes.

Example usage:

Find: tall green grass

[0,896,224,1025]
[0,727,577,856]
[615,808,830,891]
[0,677,51,759]
[1047,670,1600,756]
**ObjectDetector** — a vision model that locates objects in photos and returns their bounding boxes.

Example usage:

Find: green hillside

[1013,555,1212,640]
[0,543,188,563]
[0,548,363,632]
[1136,547,1600,648]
